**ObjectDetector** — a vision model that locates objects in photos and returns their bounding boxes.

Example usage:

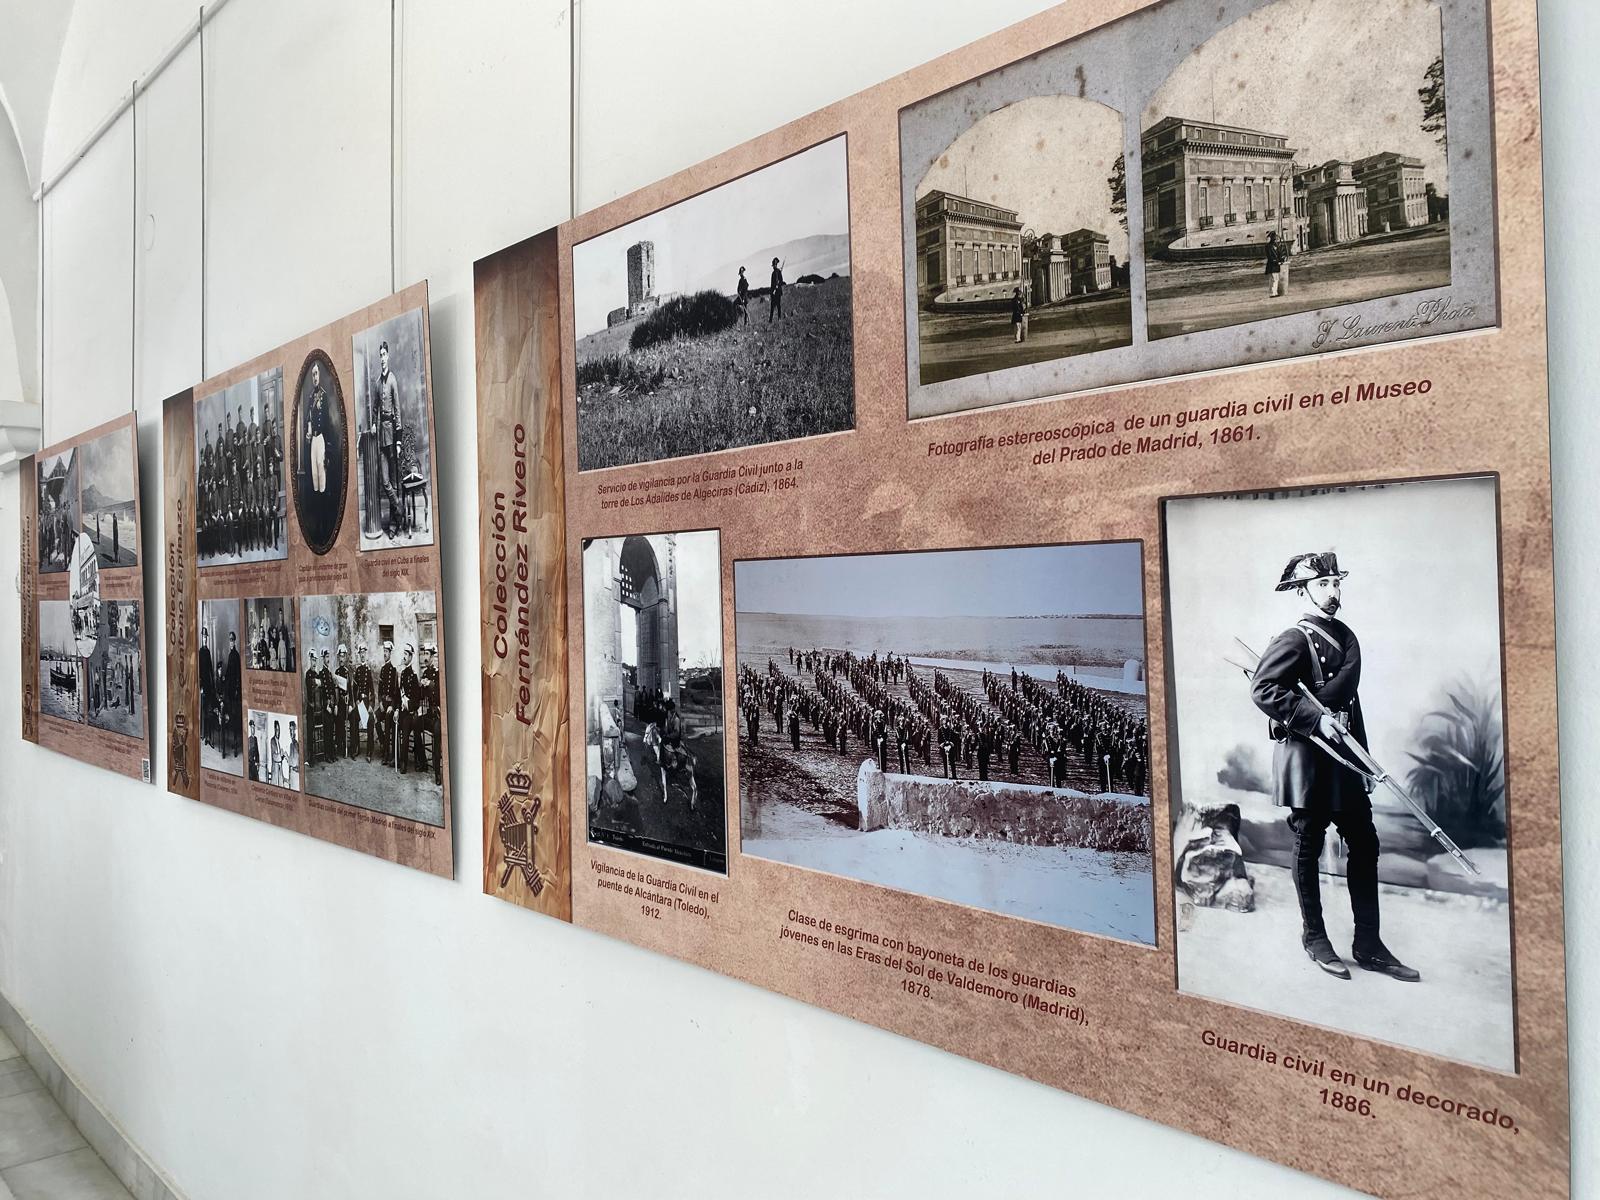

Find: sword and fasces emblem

[497,764,552,895]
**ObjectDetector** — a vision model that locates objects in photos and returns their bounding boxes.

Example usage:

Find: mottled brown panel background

[28,414,153,781]
[19,452,38,745]
[476,231,574,921]
[166,282,454,877]
[474,0,1564,1195]
[162,389,200,798]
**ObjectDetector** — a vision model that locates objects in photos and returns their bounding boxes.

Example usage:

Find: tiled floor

[0,1031,131,1200]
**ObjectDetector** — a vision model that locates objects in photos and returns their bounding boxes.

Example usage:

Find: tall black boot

[1289,810,1350,979]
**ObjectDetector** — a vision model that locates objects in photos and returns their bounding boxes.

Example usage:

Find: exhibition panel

[472,0,1570,1195]
[20,413,152,781]
[162,282,454,876]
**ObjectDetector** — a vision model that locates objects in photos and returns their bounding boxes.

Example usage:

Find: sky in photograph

[573,137,850,337]
[77,429,135,507]
[917,95,1129,262]
[609,531,723,671]
[1144,0,1448,187]
[734,542,1142,618]
[1163,476,1502,799]
[38,601,74,652]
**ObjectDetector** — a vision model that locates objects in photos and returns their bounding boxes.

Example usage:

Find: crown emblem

[497,762,550,897]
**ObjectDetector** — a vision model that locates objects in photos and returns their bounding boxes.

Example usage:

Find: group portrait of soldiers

[196,401,284,562]
[740,646,1148,797]
[301,638,442,785]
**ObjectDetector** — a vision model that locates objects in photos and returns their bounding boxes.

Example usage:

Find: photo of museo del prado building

[914,190,1116,309]
[1140,117,1440,258]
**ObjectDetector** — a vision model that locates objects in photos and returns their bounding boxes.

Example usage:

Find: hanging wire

[569,0,578,218]
[38,187,46,443]
[199,4,208,379]
[131,80,138,412]
[390,0,397,295]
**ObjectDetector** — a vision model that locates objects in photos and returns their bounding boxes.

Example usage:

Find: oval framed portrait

[291,348,349,555]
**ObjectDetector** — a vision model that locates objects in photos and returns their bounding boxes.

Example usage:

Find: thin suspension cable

[38,189,45,443]
[569,0,578,218]
[199,5,207,379]
[131,80,138,412]
[390,0,397,294]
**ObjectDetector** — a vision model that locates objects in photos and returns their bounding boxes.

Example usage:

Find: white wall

[0,2,1593,1198]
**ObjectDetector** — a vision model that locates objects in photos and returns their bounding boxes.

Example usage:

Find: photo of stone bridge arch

[584,529,727,873]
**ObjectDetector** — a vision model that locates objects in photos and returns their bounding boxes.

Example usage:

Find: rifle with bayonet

[1224,637,1480,876]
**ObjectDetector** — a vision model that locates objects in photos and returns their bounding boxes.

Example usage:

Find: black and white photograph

[299,591,445,827]
[78,428,139,568]
[1141,0,1451,339]
[353,307,434,550]
[733,543,1154,943]
[37,600,84,724]
[67,532,100,658]
[36,447,79,574]
[583,530,726,873]
[194,366,287,566]
[571,137,854,472]
[198,597,245,777]
[1163,477,1512,1069]
[245,596,297,672]
[85,599,143,738]
[912,96,1131,388]
[291,350,348,555]
[247,708,301,792]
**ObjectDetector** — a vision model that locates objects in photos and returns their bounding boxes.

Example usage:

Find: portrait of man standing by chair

[353,307,435,552]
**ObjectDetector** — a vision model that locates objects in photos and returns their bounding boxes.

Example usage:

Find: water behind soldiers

[736,612,1144,675]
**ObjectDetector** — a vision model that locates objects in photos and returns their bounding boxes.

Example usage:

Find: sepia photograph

[247,708,301,792]
[291,350,348,555]
[85,599,143,738]
[299,591,445,827]
[198,598,245,777]
[912,95,1131,388]
[734,542,1154,942]
[37,600,84,724]
[245,596,297,672]
[36,447,79,574]
[194,367,287,566]
[353,307,434,550]
[583,530,726,873]
[77,427,139,568]
[1141,0,1452,339]
[572,137,854,472]
[1163,477,1513,1069]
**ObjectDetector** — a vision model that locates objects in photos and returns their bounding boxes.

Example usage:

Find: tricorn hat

[1275,551,1348,592]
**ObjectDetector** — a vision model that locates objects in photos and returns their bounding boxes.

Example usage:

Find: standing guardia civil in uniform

[1250,553,1420,983]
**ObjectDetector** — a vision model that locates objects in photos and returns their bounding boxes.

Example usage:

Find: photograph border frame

[290,347,349,557]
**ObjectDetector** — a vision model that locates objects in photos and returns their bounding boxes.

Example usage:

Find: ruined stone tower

[626,241,656,310]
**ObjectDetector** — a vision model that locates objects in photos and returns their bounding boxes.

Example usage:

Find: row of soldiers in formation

[198,407,283,560]
[983,668,1148,796]
[737,646,1148,796]
[302,641,442,783]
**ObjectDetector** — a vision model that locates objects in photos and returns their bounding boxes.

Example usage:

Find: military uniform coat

[1249,612,1370,813]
